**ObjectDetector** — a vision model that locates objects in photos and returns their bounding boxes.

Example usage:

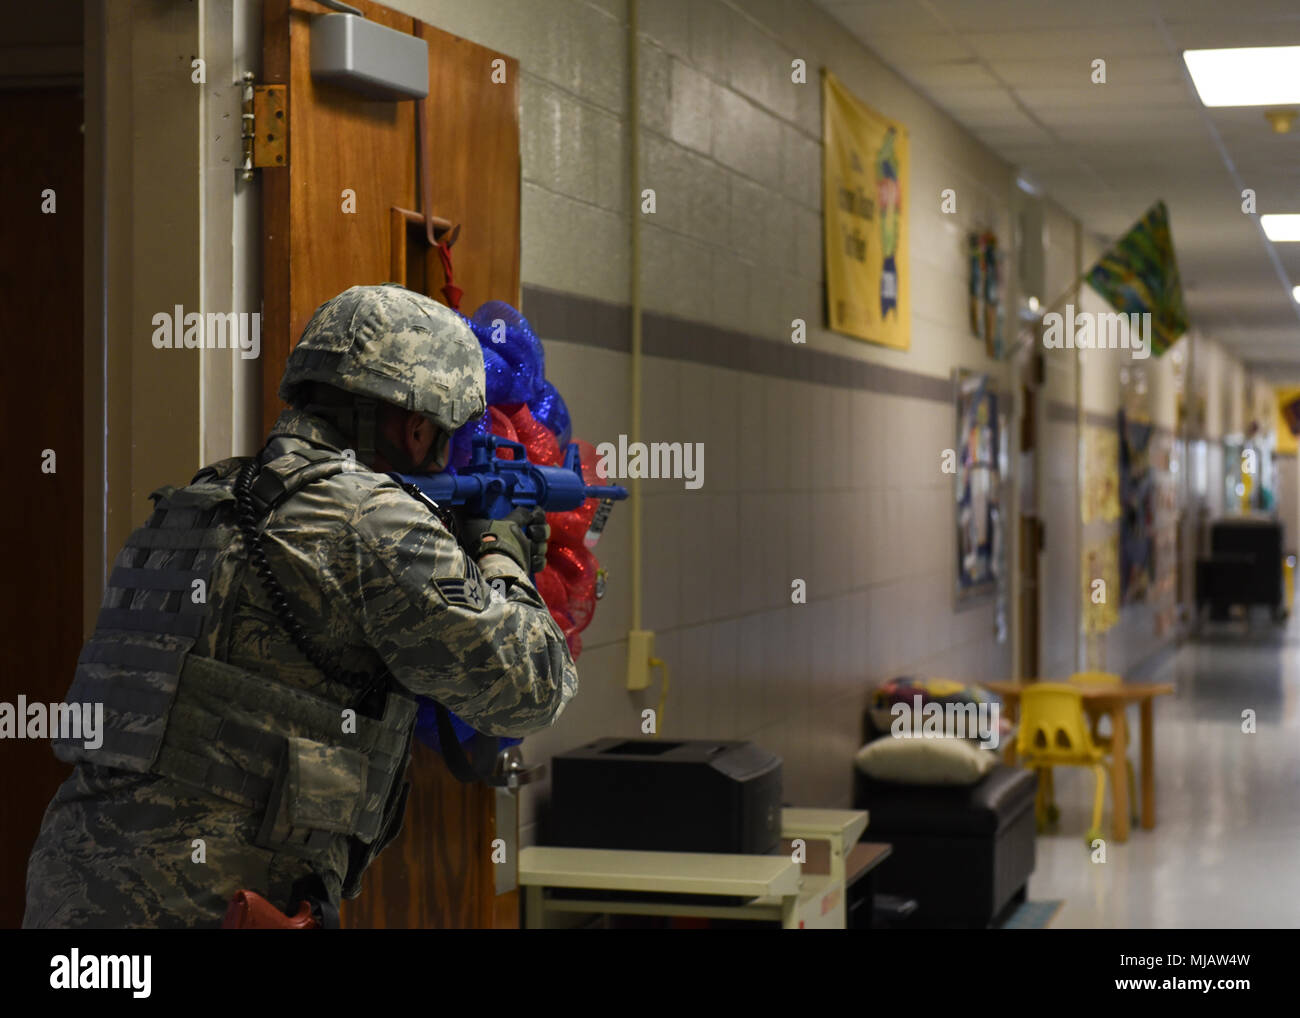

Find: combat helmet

[279,284,486,467]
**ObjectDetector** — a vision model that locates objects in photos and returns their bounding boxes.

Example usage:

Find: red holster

[222,890,320,930]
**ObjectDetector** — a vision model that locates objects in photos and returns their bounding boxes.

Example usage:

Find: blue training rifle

[390,433,628,518]
[389,433,628,784]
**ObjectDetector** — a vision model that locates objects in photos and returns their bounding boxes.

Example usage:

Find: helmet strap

[374,421,445,474]
[354,398,378,466]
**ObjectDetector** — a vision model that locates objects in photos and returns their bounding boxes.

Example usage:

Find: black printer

[546,738,783,855]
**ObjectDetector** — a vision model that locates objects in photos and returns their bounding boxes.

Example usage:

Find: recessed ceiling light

[1183,47,1300,106]
[1292,284,1300,302]
[1266,215,1300,242]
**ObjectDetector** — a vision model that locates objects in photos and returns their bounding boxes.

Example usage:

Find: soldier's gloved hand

[512,507,550,573]
[461,507,549,574]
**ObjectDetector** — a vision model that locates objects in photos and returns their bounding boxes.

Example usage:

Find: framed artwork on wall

[955,370,1002,601]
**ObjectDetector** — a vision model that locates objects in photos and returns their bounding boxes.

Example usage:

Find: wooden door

[262,0,521,928]
[0,87,83,928]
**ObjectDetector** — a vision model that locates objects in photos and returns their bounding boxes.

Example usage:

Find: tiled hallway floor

[1028,617,1300,928]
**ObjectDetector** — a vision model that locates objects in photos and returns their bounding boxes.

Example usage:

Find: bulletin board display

[1119,410,1155,605]
[955,370,1001,600]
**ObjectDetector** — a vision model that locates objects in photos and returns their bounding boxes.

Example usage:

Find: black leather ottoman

[853,765,1038,928]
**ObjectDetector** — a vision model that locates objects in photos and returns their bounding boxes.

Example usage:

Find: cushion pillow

[868,675,1008,743]
[854,735,997,786]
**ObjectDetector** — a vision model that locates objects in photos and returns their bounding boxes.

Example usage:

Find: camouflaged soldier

[24,284,577,929]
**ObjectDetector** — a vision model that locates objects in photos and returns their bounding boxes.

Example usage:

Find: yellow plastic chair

[1016,683,1110,845]
[1069,671,1137,825]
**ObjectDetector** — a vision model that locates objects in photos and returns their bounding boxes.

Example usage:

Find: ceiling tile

[812,0,1300,360]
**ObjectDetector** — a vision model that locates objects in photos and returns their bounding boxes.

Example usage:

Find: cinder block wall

[385,0,1257,829]
[389,0,1017,824]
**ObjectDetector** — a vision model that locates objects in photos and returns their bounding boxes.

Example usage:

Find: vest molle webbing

[54,449,417,893]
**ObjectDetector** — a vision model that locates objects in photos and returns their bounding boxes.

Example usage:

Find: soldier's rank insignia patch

[432,575,488,612]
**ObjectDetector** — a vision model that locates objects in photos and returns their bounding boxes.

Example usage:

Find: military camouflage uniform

[23,286,578,929]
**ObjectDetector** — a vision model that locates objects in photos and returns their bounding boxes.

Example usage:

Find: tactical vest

[53,448,416,899]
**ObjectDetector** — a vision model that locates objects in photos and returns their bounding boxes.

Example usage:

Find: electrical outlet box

[626,630,655,691]
[310,13,429,101]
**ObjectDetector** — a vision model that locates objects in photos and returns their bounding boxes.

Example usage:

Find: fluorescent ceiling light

[1183,47,1300,106]
[1263,215,1300,242]
[1292,285,1300,303]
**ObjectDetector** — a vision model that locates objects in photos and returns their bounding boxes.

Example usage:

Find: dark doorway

[0,83,85,927]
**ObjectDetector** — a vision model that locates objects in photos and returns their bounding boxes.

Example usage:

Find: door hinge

[240,74,287,180]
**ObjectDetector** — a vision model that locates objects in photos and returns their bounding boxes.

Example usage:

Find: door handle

[492,744,546,789]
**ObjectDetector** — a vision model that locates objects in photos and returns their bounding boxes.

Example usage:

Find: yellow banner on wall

[1082,425,1120,524]
[822,69,910,350]
[1276,386,1300,457]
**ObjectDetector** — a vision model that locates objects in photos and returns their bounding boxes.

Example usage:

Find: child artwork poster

[1119,409,1156,604]
[967,232,1005,359]
[822,69,910,350]
[955,370,1001,599]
